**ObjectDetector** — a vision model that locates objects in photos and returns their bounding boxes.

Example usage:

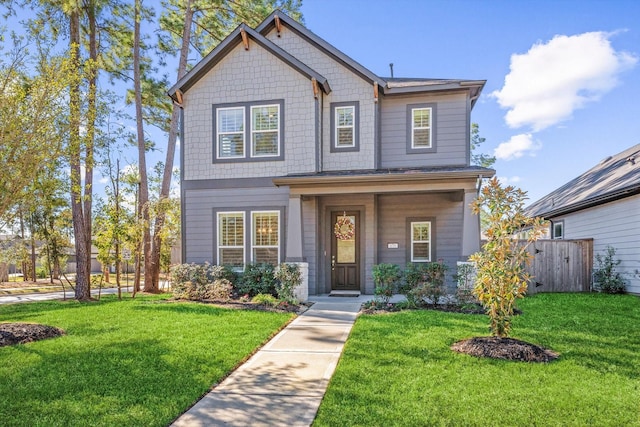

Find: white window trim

[217,211,245,268]
[334,105,355,148]
[250,104,280,158]
[411,107,432,149]
[411,221,432,262]
[217,107,245,159]
[552,221,564,240]
[251,210,280,264]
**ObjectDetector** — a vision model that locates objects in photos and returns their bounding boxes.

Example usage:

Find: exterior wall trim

[183,177,276,190]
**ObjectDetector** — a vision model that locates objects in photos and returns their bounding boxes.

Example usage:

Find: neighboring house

[527,144,640,294]
[168,11,495,297]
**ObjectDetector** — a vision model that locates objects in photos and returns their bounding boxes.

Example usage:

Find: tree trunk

[69,9,91,301]
[84,0,97,284]
[147,0,193,290]
[0,262,8,283]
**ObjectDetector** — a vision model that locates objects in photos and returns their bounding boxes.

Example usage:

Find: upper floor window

[412,108,432,148]
[330,101,359,152]
[217,107,245,158]
[251,105,280,157]
[213,100,284,162]
[406,103,437,154]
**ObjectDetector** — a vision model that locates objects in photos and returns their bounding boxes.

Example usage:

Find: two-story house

[168,11,495,298]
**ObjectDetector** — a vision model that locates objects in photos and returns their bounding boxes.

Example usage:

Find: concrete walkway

[171,295,379,427]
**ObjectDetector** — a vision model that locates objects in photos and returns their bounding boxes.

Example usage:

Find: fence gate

[526,239,593,294]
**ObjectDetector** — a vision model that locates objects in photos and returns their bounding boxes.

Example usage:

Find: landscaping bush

[171,263,238,300]
[372,263,402,304]
[252,293,278,306]
[275,263,301,303]
[238,263,277,297]
[593,246,626,294]
[454,262,478,305]
[403,261,449,307]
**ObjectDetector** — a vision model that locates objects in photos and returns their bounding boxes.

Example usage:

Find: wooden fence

[524,239,593,294]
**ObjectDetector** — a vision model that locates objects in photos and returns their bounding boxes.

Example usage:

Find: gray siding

[555,195,640,294]
[302,197,318,294]
[380,92,469,168]
[377,192,464,289]
[183,186,290,264]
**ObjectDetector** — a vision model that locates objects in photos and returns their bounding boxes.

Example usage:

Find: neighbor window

[213,100,284,162]
[251,104,280,156]
[330,101,359,152]
[217,212,245,268]
[252,211,280,265]
[411,107,432,148]
[411,221,431,262]
[217,107,245,158]
[552,221,564,240]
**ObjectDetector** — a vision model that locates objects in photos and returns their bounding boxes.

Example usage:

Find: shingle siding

[265,26,376,171]
[555,194,640,294]
[182,42,315,181]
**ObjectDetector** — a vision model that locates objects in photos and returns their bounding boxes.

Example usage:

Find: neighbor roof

[527,144,640,218]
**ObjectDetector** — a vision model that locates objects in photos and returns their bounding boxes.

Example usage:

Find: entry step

[329,290,361,297]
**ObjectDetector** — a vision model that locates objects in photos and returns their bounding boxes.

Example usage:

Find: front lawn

[0,294,294,426]
[314,293,640,426]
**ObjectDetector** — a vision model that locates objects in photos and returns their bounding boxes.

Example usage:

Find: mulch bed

[0,323,65,347]
[170,298,311,314]
[451,336,559,363]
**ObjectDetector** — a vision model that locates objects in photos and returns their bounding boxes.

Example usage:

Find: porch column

[461,189,481,257]
[285,195,304,262]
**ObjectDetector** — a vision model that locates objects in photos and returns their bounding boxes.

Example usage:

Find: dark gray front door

[331,211,360,290]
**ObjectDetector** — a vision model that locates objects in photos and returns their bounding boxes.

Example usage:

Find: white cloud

[99,177,109,184]
[494,133,541,160]
[492,31,637,131]
[499,176,521,185]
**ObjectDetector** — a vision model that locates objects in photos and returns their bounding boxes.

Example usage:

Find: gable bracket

[274,15,282,37]
[373,81,379,103]
[175,89,184,106]
[240,28,250,50]
[311,78,319,99]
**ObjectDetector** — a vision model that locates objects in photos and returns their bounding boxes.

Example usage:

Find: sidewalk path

[171,295,375,427]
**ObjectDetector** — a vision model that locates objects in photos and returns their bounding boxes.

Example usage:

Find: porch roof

[273,166,495,195]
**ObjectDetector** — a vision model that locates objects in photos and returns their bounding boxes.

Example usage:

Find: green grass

[314,293,640,426]
[0,294,294,426]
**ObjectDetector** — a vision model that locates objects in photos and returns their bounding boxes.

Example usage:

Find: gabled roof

[256,11,385,87]
[168,23,331,100]
[257,11,485,102]
[527,144,640,218]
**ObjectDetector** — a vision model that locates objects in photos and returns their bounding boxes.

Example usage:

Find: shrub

[171,263,238,301]
[275,263,301,303]
[593,246,626,294]
[469,177,547,337]
[454,262,478,305]
[206,279,234,301]
[238,263,277,297]
[403,261,449,307]
[252,293,278,306]
[372,263,402,304]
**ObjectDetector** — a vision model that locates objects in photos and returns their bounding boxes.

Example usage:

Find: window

[217,107,245,158]
[217,212,244,268]
[330,101,359,152]
[252,211,280,264]
[406,103,437,153]
[552,221,564,240]
[411,221,431,262]
[216,209,282,269]
[251,104,280,156]
[412,108,432,148]
[213,100,284,162]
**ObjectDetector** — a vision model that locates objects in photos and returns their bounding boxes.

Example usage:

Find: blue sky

[301,0,640,203]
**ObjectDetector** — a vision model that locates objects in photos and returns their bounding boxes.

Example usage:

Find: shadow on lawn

[0,337,226,427]
[0,297,125,321]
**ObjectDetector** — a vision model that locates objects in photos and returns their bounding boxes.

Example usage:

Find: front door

[331,211,360,290]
